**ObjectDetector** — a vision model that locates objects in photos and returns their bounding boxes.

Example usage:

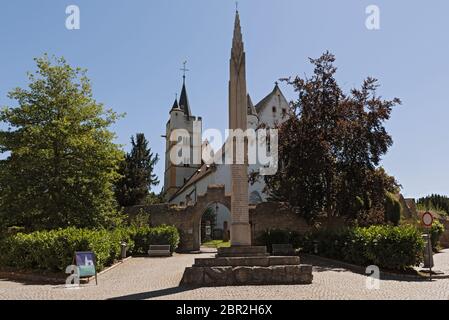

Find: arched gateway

[190,185,231,251]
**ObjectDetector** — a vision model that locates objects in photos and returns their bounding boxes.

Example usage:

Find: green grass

[202,240,231,249]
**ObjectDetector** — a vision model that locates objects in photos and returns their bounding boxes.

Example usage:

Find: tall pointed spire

[178,61,191,117]
[231,10,244,73]
[170,97,180,113]
[179,82,191,117]
[228,10,251,247]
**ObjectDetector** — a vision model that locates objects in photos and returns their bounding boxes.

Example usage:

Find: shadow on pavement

[108,286,194,300]
[301,254,448,283]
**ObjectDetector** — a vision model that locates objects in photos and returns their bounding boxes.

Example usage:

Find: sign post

[74,251,98,285]
[421,211,434,281]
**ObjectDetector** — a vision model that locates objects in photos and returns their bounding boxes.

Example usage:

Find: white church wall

[257,93,289,128]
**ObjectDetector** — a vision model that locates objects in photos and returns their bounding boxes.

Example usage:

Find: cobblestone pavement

[1,249,449,300]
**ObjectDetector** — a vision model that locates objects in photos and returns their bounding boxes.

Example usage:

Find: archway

[200,202,231,249]
[190,185,231,251]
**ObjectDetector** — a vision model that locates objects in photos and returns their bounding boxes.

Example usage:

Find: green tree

[264,52,400,222]
[417,194,449,216]
[384,192,402,226]
[0,55,124,231]
[115,133,159,207]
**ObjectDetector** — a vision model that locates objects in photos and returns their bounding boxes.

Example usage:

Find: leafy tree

[115,133,159,207]
[144,192,164,206]
[384,192,402,226]
[0,55,124,231]
[264,52,400,222]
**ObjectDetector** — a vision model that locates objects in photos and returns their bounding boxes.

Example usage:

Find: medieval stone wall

[126,187,345,252]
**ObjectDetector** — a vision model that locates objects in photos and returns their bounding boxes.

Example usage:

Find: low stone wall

[126,199,346,252]
[249,202,309,243]
[125,204,196,252]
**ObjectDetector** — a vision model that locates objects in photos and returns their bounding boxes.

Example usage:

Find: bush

[0,225,180,272]
[430,220,445,251]
[128,225,180,255]
[302,225,424,271]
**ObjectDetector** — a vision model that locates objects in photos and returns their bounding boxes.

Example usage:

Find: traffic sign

[422,211,434,228]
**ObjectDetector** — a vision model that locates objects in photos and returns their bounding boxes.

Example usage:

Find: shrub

[302,225,424,270]
[129,225,180,255]
[0,225,180,272]
[430,220,445,251]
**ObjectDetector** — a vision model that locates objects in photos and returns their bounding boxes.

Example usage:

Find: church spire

[178,61,191,117]
[170,96,179,113]
[179,81,191,117]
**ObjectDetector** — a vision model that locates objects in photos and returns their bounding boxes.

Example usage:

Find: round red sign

[422,211,434,227]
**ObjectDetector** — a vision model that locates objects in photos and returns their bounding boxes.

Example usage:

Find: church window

[282,108,287,115]
[272,106,277,113]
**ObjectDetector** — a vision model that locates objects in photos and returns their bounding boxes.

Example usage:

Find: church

[162,11,290,239]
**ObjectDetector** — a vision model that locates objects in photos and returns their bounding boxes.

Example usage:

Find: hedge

[301,225,425,270]
[0,225,179,272]
[259,225,425,271]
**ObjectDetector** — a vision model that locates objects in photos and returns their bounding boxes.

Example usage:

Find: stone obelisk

[180,11,313,286]
[228,10,251,247]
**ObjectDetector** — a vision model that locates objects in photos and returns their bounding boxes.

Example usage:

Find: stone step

[194,256,301,267]
[216,246,268,257]
[180,264,313,287]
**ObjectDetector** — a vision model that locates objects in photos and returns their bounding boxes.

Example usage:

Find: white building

[162,81,290,237]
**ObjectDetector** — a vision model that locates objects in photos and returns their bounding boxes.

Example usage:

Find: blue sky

[0,0,448,198]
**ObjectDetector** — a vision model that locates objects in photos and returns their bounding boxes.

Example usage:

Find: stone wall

[126,191,345,252]
[125,203,196,252]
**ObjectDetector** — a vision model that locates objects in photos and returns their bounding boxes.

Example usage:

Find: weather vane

[180,61,189,81]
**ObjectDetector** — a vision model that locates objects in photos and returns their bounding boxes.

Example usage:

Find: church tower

[163,76,202,200]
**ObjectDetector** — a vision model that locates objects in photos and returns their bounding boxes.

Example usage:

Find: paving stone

[2,250,449,300]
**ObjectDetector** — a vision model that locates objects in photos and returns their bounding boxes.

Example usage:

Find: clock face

[422,212,433,227]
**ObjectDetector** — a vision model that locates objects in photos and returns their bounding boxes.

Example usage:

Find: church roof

[179,82,191,117]
[170,98,180,113]
[169,162,215,202]
[254,83,287,113]
[247,94,257,117]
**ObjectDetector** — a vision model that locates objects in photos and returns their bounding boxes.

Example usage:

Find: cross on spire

[180,61,189,84]
[235,1,239,12]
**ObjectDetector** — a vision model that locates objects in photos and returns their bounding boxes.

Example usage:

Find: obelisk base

[180,251,313,287]
[230,222,252,247]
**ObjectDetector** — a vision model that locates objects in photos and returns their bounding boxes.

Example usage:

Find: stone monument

[180,10,313,287]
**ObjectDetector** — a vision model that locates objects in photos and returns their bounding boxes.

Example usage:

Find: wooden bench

[272,244,296,256]
[148,245,171,257]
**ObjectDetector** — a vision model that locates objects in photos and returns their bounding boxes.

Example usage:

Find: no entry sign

[422,211,434,228]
